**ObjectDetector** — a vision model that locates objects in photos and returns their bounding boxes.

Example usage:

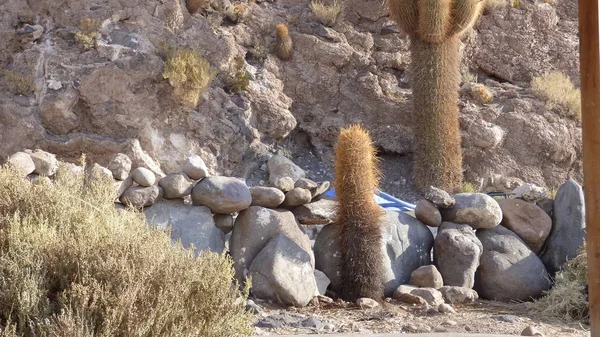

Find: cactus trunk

[334,125,385,302]
[410,37,463,192]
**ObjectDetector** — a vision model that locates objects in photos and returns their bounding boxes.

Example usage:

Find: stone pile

[4,149,586,308]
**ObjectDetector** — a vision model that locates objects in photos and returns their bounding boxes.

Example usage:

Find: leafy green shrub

[532,71,581,120]
[226,56,251,94]
[2,70,35,95]
[0,163,253,336]
[310,0,342,27]
[75,18,101,50]
[163,48,213,107]
[530,245,588,323]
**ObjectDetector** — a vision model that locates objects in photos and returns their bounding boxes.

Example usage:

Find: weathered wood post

[579,0,600,333]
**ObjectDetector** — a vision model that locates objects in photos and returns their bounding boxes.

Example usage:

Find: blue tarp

[323,189,416,212]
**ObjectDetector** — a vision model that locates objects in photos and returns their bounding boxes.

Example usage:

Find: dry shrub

[532,71,581,120]
[2,70,35,95]
[163,48,213,107]
[310,0,343,27]
[75,18,101,50]
[275,24,293,61]
[0,163,253,336]
[226,4,250,23]
[186,0,207,14]
[530,245,588,323]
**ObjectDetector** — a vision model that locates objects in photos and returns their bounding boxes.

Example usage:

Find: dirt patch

[252,297,589,336]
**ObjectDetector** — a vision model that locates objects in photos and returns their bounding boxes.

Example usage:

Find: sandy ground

[252,297,590,337]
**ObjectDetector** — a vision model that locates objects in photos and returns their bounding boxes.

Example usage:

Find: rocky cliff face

[0,0,582,195]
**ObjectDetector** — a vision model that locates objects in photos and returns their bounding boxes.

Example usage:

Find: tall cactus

[334,125,386,302]
[388,0,483,192]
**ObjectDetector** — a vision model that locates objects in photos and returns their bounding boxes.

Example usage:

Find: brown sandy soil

[253,297,589,336]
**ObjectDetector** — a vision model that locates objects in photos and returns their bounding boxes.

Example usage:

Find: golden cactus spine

[334,125,385,302]
[275,24,293,61]
[388,0,483,192]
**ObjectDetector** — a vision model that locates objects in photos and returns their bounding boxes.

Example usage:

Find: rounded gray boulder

[191,176,251,214]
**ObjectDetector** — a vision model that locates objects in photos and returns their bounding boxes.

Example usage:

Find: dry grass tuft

[532,71,581,120]
[310,0,343,27]
[0,163,253,336]
[484,0,507,12]
[163,48,213,107]
[2,70,35,95]
[530,245,588,323]
[75,18,101,50]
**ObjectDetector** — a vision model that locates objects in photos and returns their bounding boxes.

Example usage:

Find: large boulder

[434,222,483,288]
[541,179,586,274]
[229,206,313,281]
[497,199,552,254]
[249,234,317,307]
[144,200,225,253]
[415,199,442,227]
[131,167,156,187]
[182,155,209,180]
[191,176,252,214]
[425,186,455,208]
[440,193,502,229]
[281,187,312,207]
[267,155,305,190]
[475,225,551,302]
[314,210,433,297]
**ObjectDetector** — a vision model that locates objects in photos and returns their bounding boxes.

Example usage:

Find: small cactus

[275,24,293,61]
[334,125,385,302]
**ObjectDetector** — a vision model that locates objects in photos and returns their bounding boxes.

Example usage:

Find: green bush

[226,56,251,94]
[0,163,253,336]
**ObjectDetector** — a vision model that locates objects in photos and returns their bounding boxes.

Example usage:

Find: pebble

[356,298,379,309]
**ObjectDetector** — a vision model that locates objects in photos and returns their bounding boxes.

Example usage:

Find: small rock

[120,185,163,208]
[434,222,483,288]
[182,155,209,180]
[282,187,312,207]
[107,153,132,180]
[521,326,544,336]
[393,285,427,304]
[249,234,317,307]
[7,152,35,176]
[410,288,444,307]
[91,163,113,179]
[245,299,262,313]
[439,286,479,304]
[415,199,442,227]
[267,155,305,188]
[409,265,443,289]
[491,314,520,323]
[158,172,194,199]
[47,79,62,90]
[438,303,456,314]
[299,317,324,329]
[318,295,334,303]
[27,150,59,177]
[440,193,503,229]
[513,183,547,203]
[426,307,440,315]
[295,177,318,190]
[356,298,380,309]
[312,181,331,198]
[292,199,337,225]
[192,176,252,214]
[255,313,305,329]
[214,214,234,234]
[425,186,455,208]
[314,269,330,296]
[497,198,552,254]
[403,323,432,333]
[132,167,156,187]
[323,323,335,330]
[272,176,295,192]
[250,186,285,208]
[441,319,457,326]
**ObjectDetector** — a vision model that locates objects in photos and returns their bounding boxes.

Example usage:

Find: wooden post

[579,0,600,333]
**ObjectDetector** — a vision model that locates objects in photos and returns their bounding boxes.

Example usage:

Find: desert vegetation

[310,0,343,27]
[0,162,253,336]
[275,24,293,61]
[162,48,213,107]
[74,18,101,50]
[2,70,34,95]
[532,71,582,120]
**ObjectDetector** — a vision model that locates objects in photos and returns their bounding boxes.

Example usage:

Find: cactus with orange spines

[387,0,484,193]
[334,125,386,302]
[275,23,293,60]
